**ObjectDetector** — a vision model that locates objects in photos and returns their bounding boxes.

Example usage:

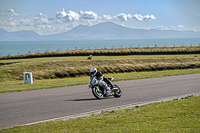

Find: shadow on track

[65,97,115,101]
[64,98,99,101]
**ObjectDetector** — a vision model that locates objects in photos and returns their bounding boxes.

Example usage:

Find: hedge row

[1,46,200,60]
[50,64,200,79]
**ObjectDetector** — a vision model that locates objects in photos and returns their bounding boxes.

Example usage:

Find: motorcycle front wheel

[113,84,122,98]
[92,87,104,99]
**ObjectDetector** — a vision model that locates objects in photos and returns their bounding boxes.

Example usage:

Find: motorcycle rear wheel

[113,84,122,98]
[92,87,104,99]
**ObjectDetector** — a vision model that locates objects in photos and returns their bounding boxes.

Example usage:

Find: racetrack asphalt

[0,73,200,129]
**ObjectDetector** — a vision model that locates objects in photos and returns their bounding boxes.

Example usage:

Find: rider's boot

[105,87,112,97]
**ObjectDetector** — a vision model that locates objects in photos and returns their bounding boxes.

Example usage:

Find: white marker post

[24,72,33,84]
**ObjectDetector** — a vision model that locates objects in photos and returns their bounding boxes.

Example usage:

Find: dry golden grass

[1,54,200,81]
[0,46,200,60]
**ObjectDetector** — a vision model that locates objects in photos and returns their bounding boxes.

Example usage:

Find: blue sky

[0,0,200,35]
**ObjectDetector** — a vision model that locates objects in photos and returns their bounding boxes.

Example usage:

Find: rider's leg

[103,77,114,88]
[99,80,111,96]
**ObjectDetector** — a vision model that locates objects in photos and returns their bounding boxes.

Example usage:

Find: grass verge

[0,68,199,93]
[1,95,199,132]
[1,54,200,80]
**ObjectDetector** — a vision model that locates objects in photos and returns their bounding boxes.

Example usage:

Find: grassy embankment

[1,95,199,132]
[1,46,200,60]
[0,46,200,93]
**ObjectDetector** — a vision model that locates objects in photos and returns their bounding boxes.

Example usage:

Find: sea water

[0,38,200,56]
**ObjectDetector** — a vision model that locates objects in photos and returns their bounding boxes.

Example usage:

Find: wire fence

[1,42,200,57]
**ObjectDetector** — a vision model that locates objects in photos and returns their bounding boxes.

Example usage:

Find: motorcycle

[88,76,122,99]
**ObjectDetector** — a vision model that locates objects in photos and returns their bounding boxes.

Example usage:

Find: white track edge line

[24,92,200,126]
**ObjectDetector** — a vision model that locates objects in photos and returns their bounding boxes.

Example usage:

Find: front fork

[95,86,100,92]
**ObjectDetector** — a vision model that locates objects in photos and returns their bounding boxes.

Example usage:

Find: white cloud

[19,12,50,27]
[101,15,112,20]
[114,13,132,21]
[56,9,156,23]
[143,14,156,21]
[0,8,160,35]
[0,9,20,17]
[56,9,80,21]
[157,25,170,30]
[7,9,20,17]
[66,10,80,21]
[155,25,191,31]
[132,14,144,21]
[133,14,156,21]
[170,25,188,31]
[56,9,67,19]
[37,13,48,18]
[56,9,98,21]
[79,10,97,20]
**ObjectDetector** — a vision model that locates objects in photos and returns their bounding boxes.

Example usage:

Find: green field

[0,68,200,93]
[0,53,200,93]
[0,47,200,93]
[1,54,200,80]
[1,95,199,132]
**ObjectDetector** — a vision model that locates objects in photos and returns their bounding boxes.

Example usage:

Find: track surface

[0,74,200,129]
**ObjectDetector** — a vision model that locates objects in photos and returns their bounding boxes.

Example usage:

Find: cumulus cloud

[56,9,80,21]
[79,10,97,20]
[66,10,80,21]
[143,14,156,21]
[113,13,156,21]
[101,15,112,20]
[0,9,20,17]
[56,9,98,21]
[19,12,50,27]
[0,8,159,35]
[132,14,143,21]
[37,13,48,18]
[56,9,67,19]
[133,14,156,21]
[56,8,157,23]
[114,13,132,21]
[7,9,20,17]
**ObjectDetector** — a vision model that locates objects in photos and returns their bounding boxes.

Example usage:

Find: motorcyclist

[90,68,113,96]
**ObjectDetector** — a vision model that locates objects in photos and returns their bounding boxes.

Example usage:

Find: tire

[92,87,104,99]
[113,84,122,98]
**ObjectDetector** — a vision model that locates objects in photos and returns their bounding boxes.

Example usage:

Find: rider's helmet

[90,68,97,76]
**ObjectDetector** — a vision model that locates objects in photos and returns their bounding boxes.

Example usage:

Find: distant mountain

[42,22,200,40]
[1,22,200,41]
[0,29,40,41]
